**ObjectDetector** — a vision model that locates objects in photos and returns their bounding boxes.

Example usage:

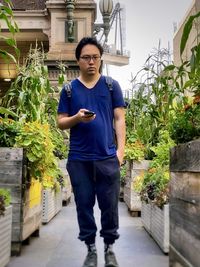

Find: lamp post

[94,0,113,43]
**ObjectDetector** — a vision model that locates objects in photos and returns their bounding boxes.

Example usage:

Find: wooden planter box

[42,187,62,224]
[124,160,150,214]
[58,159,72,205]
[0,148,42,255]
[0,206,12,267]
[141,201,169,253]
[170,140,200,267]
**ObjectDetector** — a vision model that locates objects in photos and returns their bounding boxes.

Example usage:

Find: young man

[57,37,126,267]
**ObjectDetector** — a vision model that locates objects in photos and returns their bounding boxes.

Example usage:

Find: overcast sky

[95,0,193,90]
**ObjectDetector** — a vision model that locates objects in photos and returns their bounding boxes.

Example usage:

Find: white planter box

[58,160,72,204]
[124,186,141,211]
[141,202,169,253]
[42,188,62,224]
[0,206,12,267]
[151,204,169,253]
[124,160,150,212]
[141,202,152,234]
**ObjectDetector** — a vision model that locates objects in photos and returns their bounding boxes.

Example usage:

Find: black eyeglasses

[80,55,101,62]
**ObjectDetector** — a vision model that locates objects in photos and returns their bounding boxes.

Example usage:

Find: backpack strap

[64,82,72,98]
[105,76,113,91]
[64,77,113,98]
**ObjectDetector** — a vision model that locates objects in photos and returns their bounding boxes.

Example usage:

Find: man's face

[78,44,102,76]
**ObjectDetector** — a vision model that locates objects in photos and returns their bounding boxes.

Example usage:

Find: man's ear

[99,60,103,74]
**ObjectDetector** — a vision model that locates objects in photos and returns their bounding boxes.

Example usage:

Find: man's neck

[79,73,101,83]
[78,73,101,88]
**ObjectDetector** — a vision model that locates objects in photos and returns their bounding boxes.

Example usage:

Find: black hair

[75,37,104,60]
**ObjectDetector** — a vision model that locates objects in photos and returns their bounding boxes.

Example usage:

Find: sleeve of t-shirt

[112,80,126,109]
[57,86,70,114]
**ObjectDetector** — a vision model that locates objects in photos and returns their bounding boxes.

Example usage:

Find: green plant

[0,188,11,216]
[141,166,169,208]
[0,117,20,147]
[132,172,145,193]
[15,121,62,189]
[120,164,126,179]
[2,44,54,123]
[125,124,145,161]
[127,46,181,159]
[177,11,200,98]
[56,61,68,89]
[180,11,200,57]
[51,127,68,159]
[125,140,145,161]
[170,100,200,144]
[0,0,20,63]
[141,130,175,208]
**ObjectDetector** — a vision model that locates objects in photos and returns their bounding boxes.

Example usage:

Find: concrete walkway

[7,197,169,267]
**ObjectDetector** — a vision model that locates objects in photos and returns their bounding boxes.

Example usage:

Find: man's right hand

[78,109,96,122]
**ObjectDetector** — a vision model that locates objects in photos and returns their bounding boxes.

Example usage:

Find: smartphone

[84,110,95,117]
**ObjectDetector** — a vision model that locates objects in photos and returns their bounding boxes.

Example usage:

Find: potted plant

[140,130,175,253]
[0,44,67,253]
[13,120,63,224]
[58,159,72,206]
[123,132,150,216]
[51,127,71,206]
[124,44,181,217]
[0,118,63,254]
[0,188,12,267]
[169,11,200,266]
[123,90,154,216]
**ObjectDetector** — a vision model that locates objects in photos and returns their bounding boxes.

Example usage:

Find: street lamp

[94,0,114,43]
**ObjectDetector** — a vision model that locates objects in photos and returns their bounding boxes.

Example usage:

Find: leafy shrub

[125,140,145,161]
[125,131,145,161]
[132,172,145,193]
[141,130,175,208]
[51,127,68,160]
[170,101,200,144]
[141,166,170,208]
[15,121,62,189]
[0,118,20,147]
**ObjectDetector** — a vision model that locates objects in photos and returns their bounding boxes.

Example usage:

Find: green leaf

[0,107,18,118]
[0,48,17,63]
[23,139,33,146]
[27,153,37,162]
[164,64,176,71]
[2,6,13,16]
[180,11,200,56]
[5,37,16,47]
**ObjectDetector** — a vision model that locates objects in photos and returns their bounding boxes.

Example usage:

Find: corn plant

[180,11,200,97]
[0,0,20,63]
[2,44,54,122]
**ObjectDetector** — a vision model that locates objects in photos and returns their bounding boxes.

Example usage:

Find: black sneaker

[82,245,97,267]
[105,248,119,267]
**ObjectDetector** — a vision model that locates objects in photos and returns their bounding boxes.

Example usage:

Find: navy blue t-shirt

[57,75,125,161]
